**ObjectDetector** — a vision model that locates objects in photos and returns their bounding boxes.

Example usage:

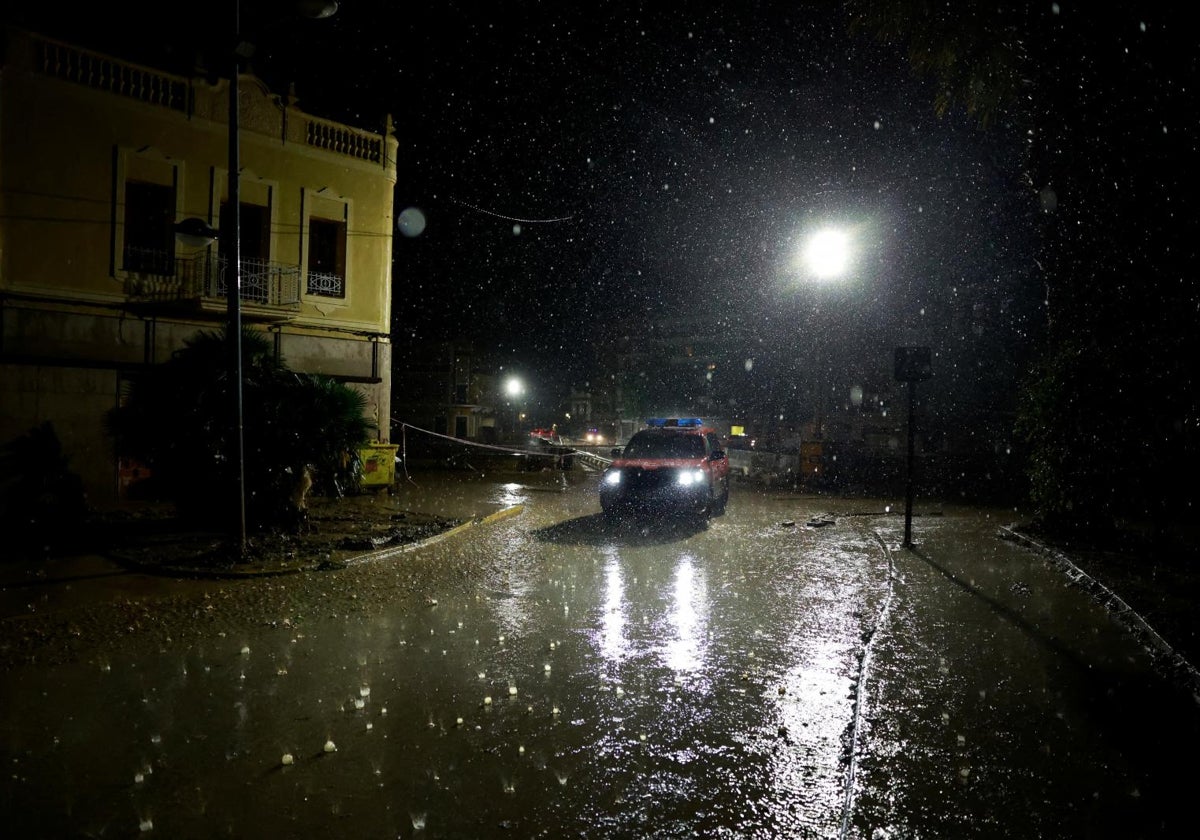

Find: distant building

[391,341,498,442]
[0,27,398,503]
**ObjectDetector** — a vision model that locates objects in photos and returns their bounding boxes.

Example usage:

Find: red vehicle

[599,418,730,522]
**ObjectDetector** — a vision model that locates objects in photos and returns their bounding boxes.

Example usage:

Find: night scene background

[7,0,1196,534]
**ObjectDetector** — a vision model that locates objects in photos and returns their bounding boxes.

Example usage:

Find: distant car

[530,428,559,442]
[599,418,729,522]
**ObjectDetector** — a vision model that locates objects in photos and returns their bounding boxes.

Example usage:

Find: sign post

[894,347,931,548]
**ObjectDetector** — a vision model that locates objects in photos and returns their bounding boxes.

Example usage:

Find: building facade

[0,27,398,504]
[391,340,499,444]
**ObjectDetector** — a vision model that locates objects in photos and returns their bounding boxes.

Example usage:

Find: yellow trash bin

[359,443,398,489]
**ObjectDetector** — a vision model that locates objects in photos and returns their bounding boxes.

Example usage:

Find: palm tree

[106,327,372,533]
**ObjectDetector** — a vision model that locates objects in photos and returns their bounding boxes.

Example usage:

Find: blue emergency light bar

[646,417,704,428]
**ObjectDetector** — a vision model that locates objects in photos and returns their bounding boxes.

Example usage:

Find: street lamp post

[894,346,932,548]
[794,226,853,486]
[226,2,248,553]
[504,376,525,440]
[175,1,338,554]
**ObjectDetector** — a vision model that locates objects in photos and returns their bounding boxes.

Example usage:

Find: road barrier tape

[394,422,610,483]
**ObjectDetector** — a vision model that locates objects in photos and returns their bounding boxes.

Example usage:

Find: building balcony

[122,248,301,322]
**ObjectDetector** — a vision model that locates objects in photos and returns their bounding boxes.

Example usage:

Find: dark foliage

[849,2,1199,539]
[0,422,87,558]
[105,327,373,533]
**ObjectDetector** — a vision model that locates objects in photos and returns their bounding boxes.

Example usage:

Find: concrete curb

[1000,525,1200,700]
[110,504,526,580]
[347,504,525,566]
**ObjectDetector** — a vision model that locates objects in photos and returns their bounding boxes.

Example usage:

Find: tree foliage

[0,422,87,557]
[106,327,373,532]
[848,2,1198,538]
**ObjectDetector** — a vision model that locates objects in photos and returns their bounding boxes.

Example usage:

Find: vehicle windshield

[622,432,705,459]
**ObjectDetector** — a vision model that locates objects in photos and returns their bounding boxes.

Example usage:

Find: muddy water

[2,477,1198,838]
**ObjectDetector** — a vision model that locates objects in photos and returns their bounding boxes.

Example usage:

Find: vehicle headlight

[676,468,705,486]
[603,470,622,486]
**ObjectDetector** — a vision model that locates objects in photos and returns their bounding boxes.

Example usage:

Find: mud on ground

[0,494,477,670]
[92,495,462,577]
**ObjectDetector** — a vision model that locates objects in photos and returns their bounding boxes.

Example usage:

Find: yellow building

[0,27,398,505]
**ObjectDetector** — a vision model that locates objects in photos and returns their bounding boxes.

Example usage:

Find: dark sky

[284,1,1030,401]
[9,0,1035,413]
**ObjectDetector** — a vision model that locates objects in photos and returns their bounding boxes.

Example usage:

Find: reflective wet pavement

[2,473,1198,838]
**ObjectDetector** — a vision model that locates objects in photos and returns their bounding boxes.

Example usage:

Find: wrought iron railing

[123,249,301,310]
[305,270,346,298]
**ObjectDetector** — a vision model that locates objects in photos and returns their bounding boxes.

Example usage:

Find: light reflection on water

[599,549,628,664]
[663,554,707,676]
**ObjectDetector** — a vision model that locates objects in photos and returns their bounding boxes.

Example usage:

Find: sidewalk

[0,469,541,619]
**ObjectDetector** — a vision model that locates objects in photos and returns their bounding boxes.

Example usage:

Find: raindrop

[354,699,365,710]
[360,686,371,698]
[483,696,493,706]
[512,224,522,235]
[411,813,427,831]
[281,753,295,766]
[508,686,518,696]
[240,646,250,655]
[324,740,337,753]
[456,717,464,727]
[544,664,552,672]
[139,818,154,832]
[134,772,145,784]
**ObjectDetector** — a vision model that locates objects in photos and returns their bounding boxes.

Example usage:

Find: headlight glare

[604,470,622,486]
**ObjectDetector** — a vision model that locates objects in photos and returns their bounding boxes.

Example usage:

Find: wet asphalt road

[2,472,1199,838]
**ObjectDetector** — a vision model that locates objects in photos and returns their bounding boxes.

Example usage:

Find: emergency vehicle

[599,418,730,522]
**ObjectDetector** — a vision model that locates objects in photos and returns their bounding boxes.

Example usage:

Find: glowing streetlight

[800,227,852,280]
[788,225,855,482]
[503,376,525,439]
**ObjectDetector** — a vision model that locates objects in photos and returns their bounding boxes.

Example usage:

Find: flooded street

[3,472,1198,838]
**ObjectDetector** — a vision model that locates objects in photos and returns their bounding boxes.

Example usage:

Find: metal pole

[903,379,915,548]
[228,0,247,553]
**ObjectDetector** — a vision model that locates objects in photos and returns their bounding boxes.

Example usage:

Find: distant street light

[504,376,525,438]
